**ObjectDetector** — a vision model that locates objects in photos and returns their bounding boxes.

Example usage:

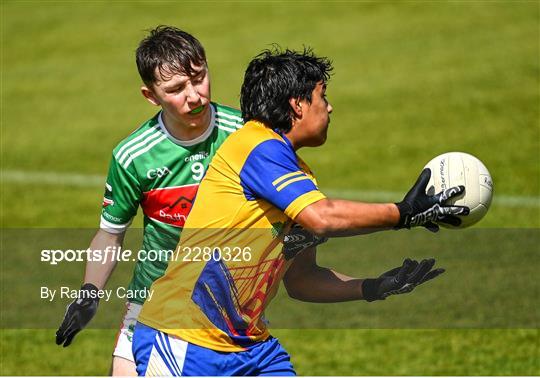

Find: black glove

[396,168,469,232]
[362,258,444,302]
[282,224,328,260]
[55,283,100,347]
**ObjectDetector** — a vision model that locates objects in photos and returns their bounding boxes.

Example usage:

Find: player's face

[297,82,333,147]
[142,64,212,132]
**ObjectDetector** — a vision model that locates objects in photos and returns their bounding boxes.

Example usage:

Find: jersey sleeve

[239,139,326,219]
[100,153,142,233]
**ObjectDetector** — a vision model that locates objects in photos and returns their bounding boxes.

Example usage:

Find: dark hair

[136,25,207,86]
[240,46,333,133]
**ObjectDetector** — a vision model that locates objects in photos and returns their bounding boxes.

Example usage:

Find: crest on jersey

[102,182,115,208]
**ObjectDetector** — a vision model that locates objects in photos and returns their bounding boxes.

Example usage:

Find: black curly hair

[240,46,333,132]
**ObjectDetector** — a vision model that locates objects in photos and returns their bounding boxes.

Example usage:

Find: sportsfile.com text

[40,246,254,265]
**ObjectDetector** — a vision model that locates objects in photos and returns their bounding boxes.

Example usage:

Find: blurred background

[1,1,539,375]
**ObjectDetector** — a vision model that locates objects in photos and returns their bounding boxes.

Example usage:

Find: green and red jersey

[101,102,243,303]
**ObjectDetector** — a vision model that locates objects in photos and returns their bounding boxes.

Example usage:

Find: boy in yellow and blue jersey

[133,48,469,376]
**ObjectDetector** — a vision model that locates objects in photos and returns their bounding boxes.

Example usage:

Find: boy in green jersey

[55,26,244,375]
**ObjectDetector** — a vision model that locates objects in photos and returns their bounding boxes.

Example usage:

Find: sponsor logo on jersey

[146,166,171,179]
[102,211,122,223]
[184,151,209,162]
[141,184,199,227]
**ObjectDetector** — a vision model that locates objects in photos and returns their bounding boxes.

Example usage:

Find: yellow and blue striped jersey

[138,121,326,352]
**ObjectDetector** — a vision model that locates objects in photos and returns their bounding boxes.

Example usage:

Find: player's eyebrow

[161,76,189,91]
[161,67,206,91]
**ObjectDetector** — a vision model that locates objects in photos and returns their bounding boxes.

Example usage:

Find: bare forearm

[295,198,400,237]
[283,247,367,303]
[283,247,446,305]
[83,229,124,289]
[286,265,364,303]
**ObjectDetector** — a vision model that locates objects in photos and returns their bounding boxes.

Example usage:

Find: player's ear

[141,86,160,106]
[289,98,303,118]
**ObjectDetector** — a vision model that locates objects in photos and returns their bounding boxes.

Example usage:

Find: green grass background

[1,0,539,375]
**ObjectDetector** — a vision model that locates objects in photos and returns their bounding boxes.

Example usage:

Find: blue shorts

[132,322,296,376]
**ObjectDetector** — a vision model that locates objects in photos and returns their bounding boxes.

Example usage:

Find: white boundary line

[2,169,539,208]
[2,170,105,187]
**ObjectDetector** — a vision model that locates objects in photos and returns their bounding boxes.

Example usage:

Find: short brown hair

[136,25,207,86]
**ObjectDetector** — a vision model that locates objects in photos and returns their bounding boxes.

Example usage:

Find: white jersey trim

[118,129,164,166]
[216,110,243,123]
[216,117,242,128]
[122,134,168,168]
[115,126,160,162]
[100,216,132,234]
[217,125,237,133]
[157,105,216,147]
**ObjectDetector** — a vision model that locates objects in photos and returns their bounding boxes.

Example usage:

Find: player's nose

[186,83,201,104]
[327,102,333,114]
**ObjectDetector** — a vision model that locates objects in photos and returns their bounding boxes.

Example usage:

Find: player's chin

[315,126,329,146]
[306,133,327,147]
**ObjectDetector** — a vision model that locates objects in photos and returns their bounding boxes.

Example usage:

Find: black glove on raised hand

[282,224,328,260]
[55,283,100,347]
[396,168,469,232]
[362,258,444,302]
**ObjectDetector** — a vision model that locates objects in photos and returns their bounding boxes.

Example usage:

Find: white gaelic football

[424,152,493,228]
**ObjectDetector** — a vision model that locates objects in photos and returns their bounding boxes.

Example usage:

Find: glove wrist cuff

[79,283,100,303]
[361,278,381,302]
[394,202,412,229]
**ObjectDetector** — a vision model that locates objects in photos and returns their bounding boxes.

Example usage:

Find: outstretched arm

[294,199,400,238]
[294,168,468,237]
[283,246,364,302]
[283,247,444,303]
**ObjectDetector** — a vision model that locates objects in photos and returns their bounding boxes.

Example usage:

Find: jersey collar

[274,129,294,151]
[157,104,216,147]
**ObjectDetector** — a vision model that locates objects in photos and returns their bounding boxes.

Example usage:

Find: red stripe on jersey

[141,184,199,227]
